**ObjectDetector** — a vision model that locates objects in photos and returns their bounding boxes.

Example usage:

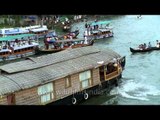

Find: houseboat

[0,46,125,105]
[0,34,39,61]
[84,20,114,41]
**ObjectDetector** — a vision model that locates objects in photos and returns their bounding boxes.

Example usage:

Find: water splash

[114,80,160,101]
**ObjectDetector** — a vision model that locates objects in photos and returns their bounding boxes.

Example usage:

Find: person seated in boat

[138,44,143,50]
[3,44,7,49]
[60,43,64,48]
[156,40,159,47]
[143,43,146,49]
[46,37,50,42]
[80,40,84,44]
[0,45,2,51]
[22,41,26,46]
[28,39,32,45]
[51,44,55,49]
[147,42,152,48]
[15,39,19,43]
[69,35,73,39]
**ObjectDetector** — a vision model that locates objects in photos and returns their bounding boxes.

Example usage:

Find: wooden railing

[105,70,119,81]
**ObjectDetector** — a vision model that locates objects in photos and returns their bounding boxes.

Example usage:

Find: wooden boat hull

[130,47,160,53]
[36,43,93,54]
[47,74,122,105]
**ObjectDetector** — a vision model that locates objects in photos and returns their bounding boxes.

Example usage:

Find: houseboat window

[79,70,91,89]
[106,63,117,74]
[38,83,54,104]
[65,77,71,88]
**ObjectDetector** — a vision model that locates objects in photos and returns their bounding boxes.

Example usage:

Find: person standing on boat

[84,36,88,44]
[156,40,159,47]
[148,42,152,48]
[143,43,146,49]
[85,23,88,28]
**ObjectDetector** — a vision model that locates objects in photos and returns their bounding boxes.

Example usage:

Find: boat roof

[31,28,48,32]
[0,34,36,41]
[90,21,111,26]
[0,28,29,35]
[0,46,122,95]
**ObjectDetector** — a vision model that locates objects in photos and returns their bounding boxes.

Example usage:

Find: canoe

[130,47,160,53]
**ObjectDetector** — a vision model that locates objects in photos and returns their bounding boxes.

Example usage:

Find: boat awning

[90,21,111,26]
[31,28,48,32]
[4,30,29,35]
[0,34,36,41]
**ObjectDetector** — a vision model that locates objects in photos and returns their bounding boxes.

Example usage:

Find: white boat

[84,20,114,40]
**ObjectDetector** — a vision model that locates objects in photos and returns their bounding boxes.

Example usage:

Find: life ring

[72,97,77,105]
[84,93,89,100]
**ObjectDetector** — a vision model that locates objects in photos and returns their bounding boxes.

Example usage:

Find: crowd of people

[0,37,37,51]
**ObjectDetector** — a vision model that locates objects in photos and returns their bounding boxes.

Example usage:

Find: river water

[72,15,160,105]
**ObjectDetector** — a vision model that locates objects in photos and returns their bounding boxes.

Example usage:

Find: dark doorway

[7,94,15,105]
[99,66,105,82]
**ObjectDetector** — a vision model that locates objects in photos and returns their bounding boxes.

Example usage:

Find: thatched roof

[0,46,122,95]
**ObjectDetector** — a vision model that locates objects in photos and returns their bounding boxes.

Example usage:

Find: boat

[130,47,160,53]
[36,38,94,54]
[0,34,39,61]
[84,20,114,41]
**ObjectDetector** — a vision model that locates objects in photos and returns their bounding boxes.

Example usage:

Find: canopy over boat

[90,21,111,26]
[30,27,48,32]
[0,34,36,41]
[0,28,29,35]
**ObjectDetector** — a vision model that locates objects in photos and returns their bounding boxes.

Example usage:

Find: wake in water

[109,78,160,101]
